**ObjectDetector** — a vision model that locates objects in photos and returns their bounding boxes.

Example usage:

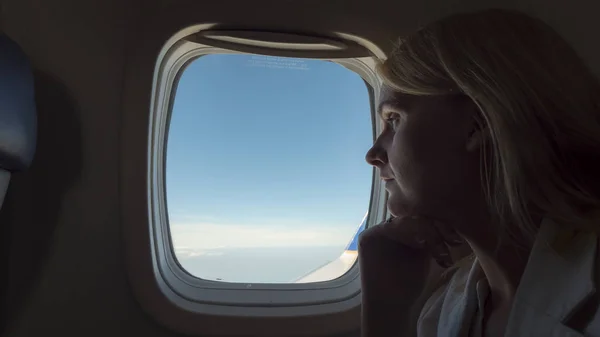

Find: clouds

[169,217,364,282]
[174,247,224,259]
[170,220,355,259]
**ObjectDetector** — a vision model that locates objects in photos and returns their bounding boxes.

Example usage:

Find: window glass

[167,54,372,283]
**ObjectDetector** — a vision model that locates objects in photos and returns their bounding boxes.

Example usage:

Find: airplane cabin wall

[0,0,160,336]
[0,0,598,336]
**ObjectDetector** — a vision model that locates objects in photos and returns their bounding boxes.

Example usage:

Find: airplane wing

[293,212,367,283]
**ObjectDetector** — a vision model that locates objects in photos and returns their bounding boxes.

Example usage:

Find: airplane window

[166,54,372,284]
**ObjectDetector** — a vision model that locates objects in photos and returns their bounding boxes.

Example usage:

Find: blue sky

[166,54,373,282]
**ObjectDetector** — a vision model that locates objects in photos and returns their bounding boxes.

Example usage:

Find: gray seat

[0,34,37,204]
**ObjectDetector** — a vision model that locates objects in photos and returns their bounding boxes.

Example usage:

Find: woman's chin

[386,197,409,218]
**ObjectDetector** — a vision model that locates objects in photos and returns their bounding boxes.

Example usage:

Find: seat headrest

[0,34,37,172]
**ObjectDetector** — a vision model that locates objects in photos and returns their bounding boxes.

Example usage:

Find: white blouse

[416,218,600,337]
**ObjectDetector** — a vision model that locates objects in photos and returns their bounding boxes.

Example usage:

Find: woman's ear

[459,97,489,152]
[466,116,489,152]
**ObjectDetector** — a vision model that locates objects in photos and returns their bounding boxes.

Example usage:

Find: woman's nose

[365,139,388,168]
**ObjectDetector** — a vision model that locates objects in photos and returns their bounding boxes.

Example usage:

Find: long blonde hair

[379,9,600,247]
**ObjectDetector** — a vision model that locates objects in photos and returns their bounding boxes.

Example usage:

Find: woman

[359,9,600,337]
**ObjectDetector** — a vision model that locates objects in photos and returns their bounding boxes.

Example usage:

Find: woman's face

[366,86,487,229]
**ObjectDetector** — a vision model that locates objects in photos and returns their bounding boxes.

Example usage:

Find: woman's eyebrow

[377,101,393,117]
[377,101,406,118]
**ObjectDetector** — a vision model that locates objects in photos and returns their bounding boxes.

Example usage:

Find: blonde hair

[379,9,600,247]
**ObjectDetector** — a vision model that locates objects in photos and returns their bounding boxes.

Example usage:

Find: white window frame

[127,29,388,336]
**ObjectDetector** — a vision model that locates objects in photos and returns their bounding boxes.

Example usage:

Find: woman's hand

[363,215,464,267]
[358,216,465,337]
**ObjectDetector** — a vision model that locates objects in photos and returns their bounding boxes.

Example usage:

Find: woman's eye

[386,114,402,130]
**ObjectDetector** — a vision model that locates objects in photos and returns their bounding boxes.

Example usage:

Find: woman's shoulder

[500,215,600,336]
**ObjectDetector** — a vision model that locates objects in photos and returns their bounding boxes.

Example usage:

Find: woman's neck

[458,212,542,308]
[468,239,532,308]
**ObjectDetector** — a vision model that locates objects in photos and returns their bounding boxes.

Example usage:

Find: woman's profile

[359,9,600,337]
